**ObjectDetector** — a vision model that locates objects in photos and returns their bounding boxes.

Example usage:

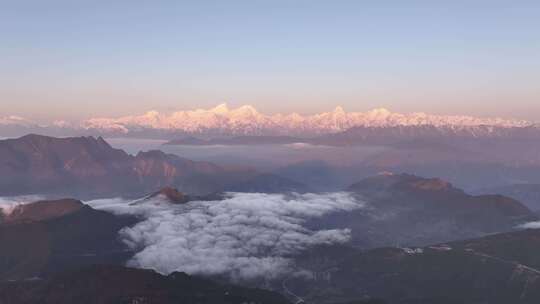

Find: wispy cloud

[518,221,540,229]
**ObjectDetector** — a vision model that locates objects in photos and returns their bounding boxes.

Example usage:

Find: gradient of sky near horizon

[1,0,539,122]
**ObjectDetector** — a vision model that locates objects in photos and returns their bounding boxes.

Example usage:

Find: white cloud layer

[519,221,540,229]
[86,192,362,281]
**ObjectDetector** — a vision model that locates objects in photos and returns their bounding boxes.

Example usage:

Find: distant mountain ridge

[2,104,536,138]
[80,104,534,135]
[0,134,304,198]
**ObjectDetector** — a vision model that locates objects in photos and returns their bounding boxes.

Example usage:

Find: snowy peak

[64,103,532,135]
[0,115,34,126]
[367,108,391,118]
[332,106,346,115]
[3,105,530,137]
[230,105,260,118]
[80,104,533,136]
[210,103,230,115]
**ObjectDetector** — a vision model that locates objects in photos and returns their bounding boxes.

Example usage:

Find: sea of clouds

[86,192,363,281]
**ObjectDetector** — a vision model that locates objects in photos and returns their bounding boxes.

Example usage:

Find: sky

[1,0,539,122]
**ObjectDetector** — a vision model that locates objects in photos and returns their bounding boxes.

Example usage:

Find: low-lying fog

[105,138,387,170]
[105,138,540,193]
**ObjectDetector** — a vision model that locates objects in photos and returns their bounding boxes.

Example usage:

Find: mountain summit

[79,105,532,136]
[2,105,535,138]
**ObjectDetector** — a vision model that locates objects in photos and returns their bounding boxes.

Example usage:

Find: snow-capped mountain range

[1,104,536,138]
[0,115,34,127]
[81,104,533,136]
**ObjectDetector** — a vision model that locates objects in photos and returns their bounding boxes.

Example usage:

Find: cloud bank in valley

[86,192,362,281]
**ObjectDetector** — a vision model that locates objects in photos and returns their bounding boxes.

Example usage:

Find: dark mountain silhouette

[0,199,137,281]
[478,184,540,211]
[308,174,536,249]
[0,134,132,197]
[133,186,225,205]
[349,173,533,218]
[0,134,304,198]
[286,228,540,304]
[0,265,291,304]
[449,228,540,270]
[291,246,540,304]
[144,186,193,204]
[1,199,83,224]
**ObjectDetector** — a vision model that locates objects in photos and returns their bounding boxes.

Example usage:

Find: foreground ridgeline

[292,228,540,304]
[2,198,540,303]
[0,134,308,198]
[0,199,137,281]
[0,265,290,304]
[1,191,540,303]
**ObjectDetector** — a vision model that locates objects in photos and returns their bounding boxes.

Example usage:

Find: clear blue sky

[1,0,539,122]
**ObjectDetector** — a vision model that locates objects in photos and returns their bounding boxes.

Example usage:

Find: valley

[1,135,540,303]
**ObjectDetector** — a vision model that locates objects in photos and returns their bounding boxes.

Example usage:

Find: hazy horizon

[2,1,539,122]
